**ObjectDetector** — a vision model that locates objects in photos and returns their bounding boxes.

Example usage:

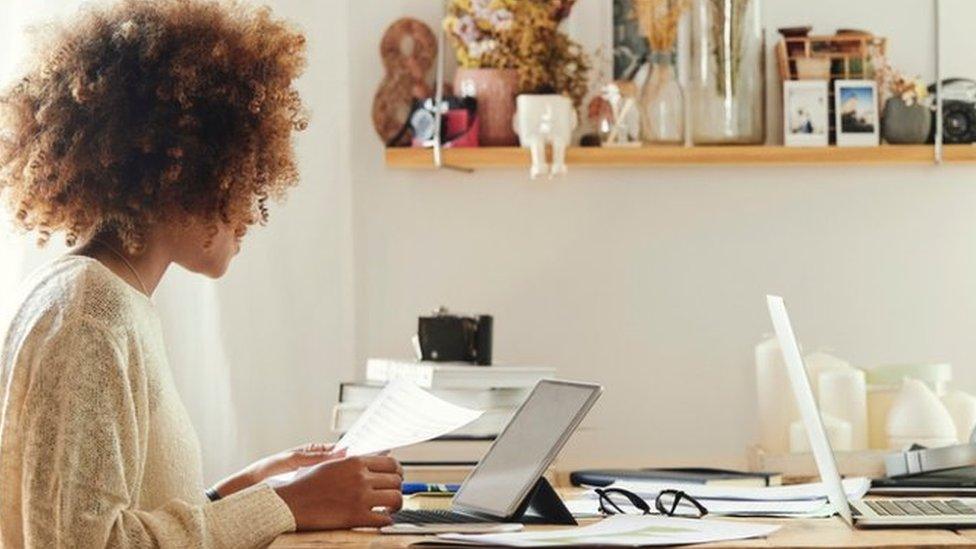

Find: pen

[402,482,460,495]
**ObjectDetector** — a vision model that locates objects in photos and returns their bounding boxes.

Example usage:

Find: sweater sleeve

[18,318,295,548]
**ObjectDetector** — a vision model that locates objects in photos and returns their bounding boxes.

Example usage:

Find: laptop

[767,295,976,527]
[385,379,602,534]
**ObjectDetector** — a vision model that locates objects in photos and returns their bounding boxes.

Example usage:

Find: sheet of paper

[428,515,780,547]
[335,379,484,456]
[564,497,833,519]
[604,477,870,502]
[268,380,484,485]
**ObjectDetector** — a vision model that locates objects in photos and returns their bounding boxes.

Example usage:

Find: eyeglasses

[595,487,709,519]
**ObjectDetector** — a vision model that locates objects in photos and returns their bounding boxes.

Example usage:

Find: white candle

[804,352,850,401]
[790,414,853,453]
[819,368,868,450]
[756,336,798,454]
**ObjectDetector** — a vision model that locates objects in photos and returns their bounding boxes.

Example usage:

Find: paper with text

[429,515,779,547]
[336,379,484,456]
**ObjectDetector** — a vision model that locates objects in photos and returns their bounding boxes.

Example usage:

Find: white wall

[350,0,976,469]
[203,0,356,477]
[1,0,355,481]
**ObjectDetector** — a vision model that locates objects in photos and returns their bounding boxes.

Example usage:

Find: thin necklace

[91,239,150,296]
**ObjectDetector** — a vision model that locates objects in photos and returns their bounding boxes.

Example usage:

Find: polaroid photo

[835,80,880,147]
[784,80,829,147]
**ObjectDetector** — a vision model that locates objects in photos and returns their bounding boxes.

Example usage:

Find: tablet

[451,379,602,518]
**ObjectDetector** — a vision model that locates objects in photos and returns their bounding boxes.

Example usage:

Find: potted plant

[874,53,932,144]
[444,0,590,146]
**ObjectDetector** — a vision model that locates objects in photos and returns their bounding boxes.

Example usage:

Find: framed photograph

[835,80,880,147]
[784,81,829,147]
[612,0,648,81]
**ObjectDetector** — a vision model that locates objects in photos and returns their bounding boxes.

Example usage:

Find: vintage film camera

[387,96,479,148]
[929,79,976,144]
[417,308,492,365]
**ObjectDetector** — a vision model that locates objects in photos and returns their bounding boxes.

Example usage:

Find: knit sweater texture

[0,255,295,547]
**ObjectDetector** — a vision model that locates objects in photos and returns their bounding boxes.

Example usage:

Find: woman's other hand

[211,443,347,498]
[274,455,404,530]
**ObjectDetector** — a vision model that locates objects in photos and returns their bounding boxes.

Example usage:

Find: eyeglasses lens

[656,491,706,518]
[600,491,641,515]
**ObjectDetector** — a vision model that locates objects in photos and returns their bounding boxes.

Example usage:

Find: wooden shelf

[385,145,976,169]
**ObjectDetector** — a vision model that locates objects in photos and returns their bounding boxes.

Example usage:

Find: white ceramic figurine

[513,94,577,179]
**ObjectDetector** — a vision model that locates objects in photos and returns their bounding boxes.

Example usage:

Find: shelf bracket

[429,14,474,174]
[934,0,944,164]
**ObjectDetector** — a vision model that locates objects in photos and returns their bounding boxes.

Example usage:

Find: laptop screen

[453,380,601,517]
[767,295,854,526]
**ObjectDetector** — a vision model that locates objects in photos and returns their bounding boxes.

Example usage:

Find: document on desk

[606,477,871,502]
[562,477,870,519]
[564,497,833,518]
[335,379,484,456]
[421,515,779,547]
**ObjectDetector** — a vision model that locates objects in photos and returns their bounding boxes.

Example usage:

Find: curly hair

[0,0,307,252]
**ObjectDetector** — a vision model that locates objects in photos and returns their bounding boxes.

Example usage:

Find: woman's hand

[274,455,404,530]
[211,443,347,498]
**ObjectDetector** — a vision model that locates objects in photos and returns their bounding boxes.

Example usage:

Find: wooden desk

[272,517,976,548]
[270,485,976,548]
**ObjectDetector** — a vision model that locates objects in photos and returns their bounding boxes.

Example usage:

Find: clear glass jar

[690,0,765,144]
[639,51,685,144]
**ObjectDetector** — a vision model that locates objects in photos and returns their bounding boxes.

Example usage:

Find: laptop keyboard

[392,509,489,524]
[865,499,976,517]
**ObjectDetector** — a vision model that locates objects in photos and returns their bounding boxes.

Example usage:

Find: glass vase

[639,52,685,145]
[690,0,765,144]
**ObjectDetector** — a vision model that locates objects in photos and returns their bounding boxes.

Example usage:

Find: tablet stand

[508,477,577,525]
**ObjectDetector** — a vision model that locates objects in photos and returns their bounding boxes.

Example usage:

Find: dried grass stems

[633,0,689,53]
[708,0,750,96]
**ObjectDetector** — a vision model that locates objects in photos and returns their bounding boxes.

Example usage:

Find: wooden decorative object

[776,33,885,81]
[776,33,887,140]
[372,18,437,146]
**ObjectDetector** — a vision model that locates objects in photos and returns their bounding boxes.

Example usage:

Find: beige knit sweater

[0,255,296,547]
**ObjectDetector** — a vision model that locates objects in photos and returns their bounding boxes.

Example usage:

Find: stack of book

[333,358,556,483]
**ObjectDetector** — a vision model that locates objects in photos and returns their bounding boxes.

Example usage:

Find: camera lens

[943,102,976,143]
[410,109,437,142]
[947,112,970,137]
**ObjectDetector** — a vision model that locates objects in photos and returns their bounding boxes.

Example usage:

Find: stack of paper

[567,477,871,518]
[366,358,555,389]
[417,515,779,547]
[565,498,829,518]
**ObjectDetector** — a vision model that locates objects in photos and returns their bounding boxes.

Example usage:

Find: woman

[0,0,402,546]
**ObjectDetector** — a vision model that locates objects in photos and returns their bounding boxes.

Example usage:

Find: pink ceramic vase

[454,68,519,146]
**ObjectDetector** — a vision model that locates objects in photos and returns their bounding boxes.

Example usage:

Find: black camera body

[417,308,492,365]
[929,79,976,144]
